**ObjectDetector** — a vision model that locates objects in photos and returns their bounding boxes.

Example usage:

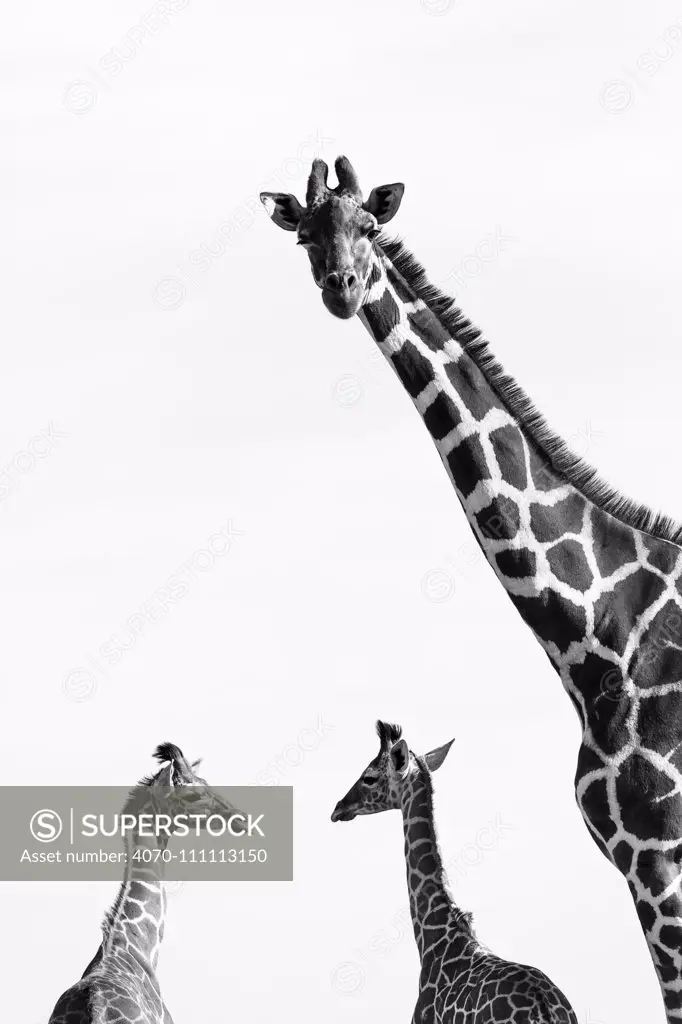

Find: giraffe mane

[412,754,476,937]
[100,887,127,941]
[377,233,682,548]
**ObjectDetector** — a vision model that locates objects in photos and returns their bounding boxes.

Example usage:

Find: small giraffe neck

[400,759,475,963]
[98,820,168,972]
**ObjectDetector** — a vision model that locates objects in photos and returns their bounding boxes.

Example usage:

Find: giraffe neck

[358,241,681,682]
[400,759,476,966]
[99,827,168,972]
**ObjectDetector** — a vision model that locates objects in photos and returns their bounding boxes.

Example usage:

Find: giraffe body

[48,954,174,1024]
[417,954,573,1024]
[261,156,682,1020]
[47,744,240,1024]
[332,721,577,1024]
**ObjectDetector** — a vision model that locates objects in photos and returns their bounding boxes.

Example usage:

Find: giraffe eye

[364,775,379,786]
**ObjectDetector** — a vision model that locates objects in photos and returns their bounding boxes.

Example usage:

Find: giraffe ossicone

[332,720,578,1023]
[262,156,682,1022]
[47,743,242,1024]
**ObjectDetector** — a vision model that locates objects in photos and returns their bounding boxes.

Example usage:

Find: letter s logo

[30,809,63,843]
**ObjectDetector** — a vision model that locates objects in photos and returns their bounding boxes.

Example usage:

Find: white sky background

[4,0,682,1021]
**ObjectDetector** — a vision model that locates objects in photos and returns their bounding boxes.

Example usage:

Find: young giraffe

[47,743,242,1024]
[261,156,682,1021]
[332,720,577,1024]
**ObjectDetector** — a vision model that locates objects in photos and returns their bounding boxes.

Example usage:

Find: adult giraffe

[261,156,682,1021]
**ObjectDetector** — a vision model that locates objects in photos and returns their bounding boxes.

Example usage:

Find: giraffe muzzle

[331,801,357,822]
[322,283,363,320]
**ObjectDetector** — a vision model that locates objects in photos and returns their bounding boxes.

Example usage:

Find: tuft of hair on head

[375,720,403,749]
[153,743,185,765]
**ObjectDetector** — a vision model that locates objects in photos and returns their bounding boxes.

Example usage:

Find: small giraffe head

[331,721,454,822]
[131,742,246,839]
[260,156,404,320]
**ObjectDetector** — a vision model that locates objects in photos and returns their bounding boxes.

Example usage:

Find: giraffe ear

[260,192,305,231]
[390,738,410,776]
[424,739,455,773]
[364,183,405,224]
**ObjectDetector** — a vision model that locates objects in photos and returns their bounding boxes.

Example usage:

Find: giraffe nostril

[325,271,356,293]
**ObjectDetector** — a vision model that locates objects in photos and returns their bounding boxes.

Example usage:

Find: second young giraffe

[47,743,243,1024]
[261,156,682,1021]
[332,720,577,1023]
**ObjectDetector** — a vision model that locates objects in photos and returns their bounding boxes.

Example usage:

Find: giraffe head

[130,742,247,840]
[330,721,454,822]
[260,156,404,320]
